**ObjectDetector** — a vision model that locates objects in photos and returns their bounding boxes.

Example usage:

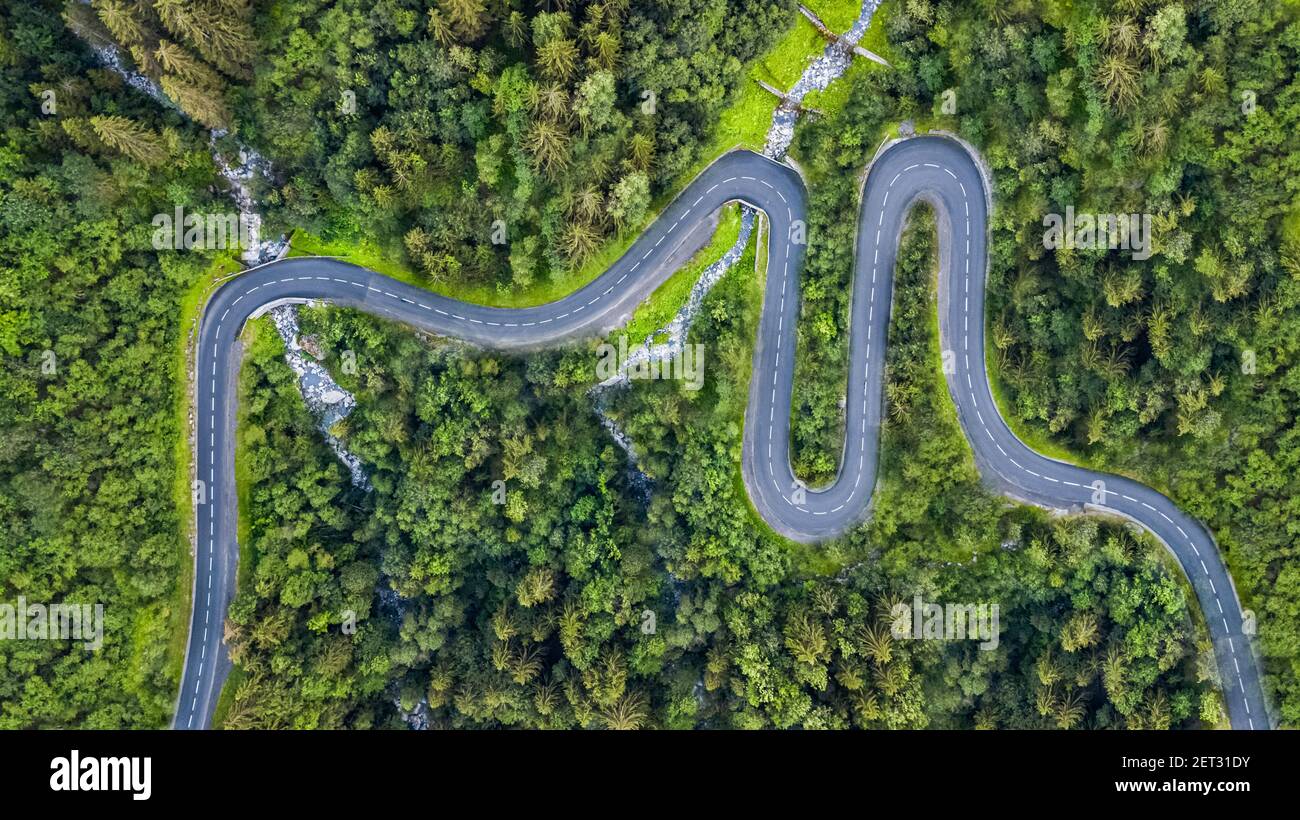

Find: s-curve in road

[174,136,1268,731]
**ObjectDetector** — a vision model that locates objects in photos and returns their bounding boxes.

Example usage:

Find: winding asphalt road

[174,136,1268,730]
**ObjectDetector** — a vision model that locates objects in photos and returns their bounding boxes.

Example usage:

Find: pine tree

[160,75,230,128]
[1061,611,1100,652]
[509,645,544,685]
[154,0,253,78]
[535,84,569,122]
[626,132,653,172]
[599,692,648,730]
[94,0,148,46]
[526,119,570,176]
[783,611,828,666]
[60,118,105,154]
[88,115,168,165]
[591,31,620,70]
[128,45,163,77]
[155,39,222,88]
[561,221,599,265]
[1055,690,1088,729]
[440,0,489,42]
[503,11,528,49]
[198,18,256,78]
[515,567,555,607]
[1096,54,1140,110]
[536,37,578,81]
[571,188,604,224]
[426,10,456,47]
[856,623,894,665]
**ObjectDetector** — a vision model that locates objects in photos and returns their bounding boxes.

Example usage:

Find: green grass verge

[288,230,417,284]
[289,4,864,309]
[856,0,894,58]
[801,0,896,119]
[610,204,744,346]
[210,662,244,729]
[165,252,242,722]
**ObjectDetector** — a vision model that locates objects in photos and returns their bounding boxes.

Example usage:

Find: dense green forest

[0,0,797,727]
[79,0,794,292]
[785,0,1300,723]
[2,0,1295,729]
[223,207,1216,728]
[0,1,222,726]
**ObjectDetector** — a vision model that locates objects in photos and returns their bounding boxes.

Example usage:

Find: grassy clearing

[289,3,864,309]
[856,0,895,60]
[696,0,869,155]
[700,11,828,153]
[800,0,895,119]
[799,58,866,121]
[165,252,242,712]
[813,0,865,31]
[610,204,744,346]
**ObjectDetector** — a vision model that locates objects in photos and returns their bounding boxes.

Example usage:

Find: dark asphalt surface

[174,138,1268,730]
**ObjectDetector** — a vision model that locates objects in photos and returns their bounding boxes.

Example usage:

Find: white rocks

[394,697,430,731]
[209,131,289,266]
[594,2,882,475]
[80,33,287,267]
[86,40,171,108]
[597,209,756,392]
[764,1,881,159]
[270,305,372,491]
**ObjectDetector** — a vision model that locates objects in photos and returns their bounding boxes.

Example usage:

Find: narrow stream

[69,11,288,264]
[76,1,881,728]
[591,0,882,493]
[268,306,371,490]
